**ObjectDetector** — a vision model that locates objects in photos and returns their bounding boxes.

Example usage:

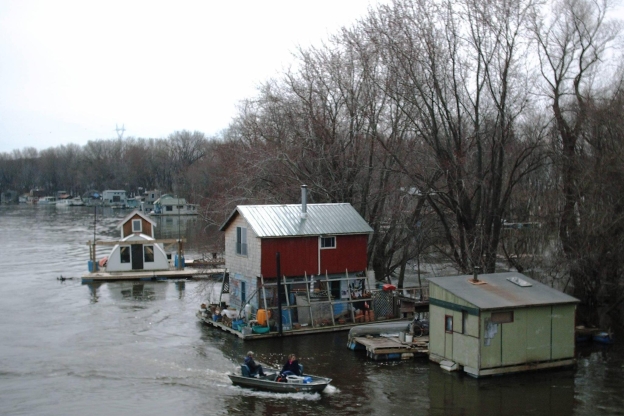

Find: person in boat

[244,351,265,377]
[280,354,301,377]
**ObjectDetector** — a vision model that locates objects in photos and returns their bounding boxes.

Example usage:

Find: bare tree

[533,0,621,322]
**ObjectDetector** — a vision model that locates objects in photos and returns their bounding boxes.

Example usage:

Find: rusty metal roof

[427,272,579,310]
[219,203,373,237]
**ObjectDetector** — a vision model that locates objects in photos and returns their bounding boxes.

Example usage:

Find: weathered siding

[320,234,368,274]
[501,309,528,366]
[551,304,576,359]
[525,306,552,362]
[223,216,261,283]
[480,312,502,369]
[122,214,153,238]
[429,304,446,358]
[452,334,480,369]
[260,237,318,277]
[429,282,481,367]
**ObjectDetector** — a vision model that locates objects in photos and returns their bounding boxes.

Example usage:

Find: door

[131,244,144,270]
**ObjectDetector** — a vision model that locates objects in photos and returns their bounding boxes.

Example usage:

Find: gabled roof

[116,209,157,229]
[427,272,579,310]
[219,203,374,237]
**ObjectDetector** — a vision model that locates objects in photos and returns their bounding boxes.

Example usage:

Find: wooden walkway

[348,335,429,361]
[196,310,414,340]
[81,267,225,282]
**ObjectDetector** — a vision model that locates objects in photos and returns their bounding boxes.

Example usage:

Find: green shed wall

[429,283,480,368]
[430,283,576,371]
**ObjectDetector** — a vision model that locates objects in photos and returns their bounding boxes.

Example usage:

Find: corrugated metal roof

[220,203,373,237]
[427,272,579,310]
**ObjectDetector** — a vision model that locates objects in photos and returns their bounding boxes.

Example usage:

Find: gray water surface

[0,205,622,416]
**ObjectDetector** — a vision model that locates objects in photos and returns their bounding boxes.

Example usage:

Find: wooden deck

[196,310,414,340]
[348,335,429,361]
[81,267,225,282]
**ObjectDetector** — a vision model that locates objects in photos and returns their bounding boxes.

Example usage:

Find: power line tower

[115,124,126,140]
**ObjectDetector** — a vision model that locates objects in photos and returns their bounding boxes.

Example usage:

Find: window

[132,219,142,233]
[144,246,154,262]
[445,315,453,333]
[462,311,468,334]
[321,236,336,249]
[491,311,514,324]
[120,246,130,263]
[166,205,173,212]
[236,227,247,255]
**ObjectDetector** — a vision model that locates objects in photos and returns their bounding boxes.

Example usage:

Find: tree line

[1,0,623,327]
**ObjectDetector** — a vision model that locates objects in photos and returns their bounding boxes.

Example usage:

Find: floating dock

[348,335,429,360]
[81,268,225,282]
[196,310,414,340]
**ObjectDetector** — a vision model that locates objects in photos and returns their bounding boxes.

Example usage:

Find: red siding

[261,237,318,278]
[320,234,368,274]
[260,234,368,278]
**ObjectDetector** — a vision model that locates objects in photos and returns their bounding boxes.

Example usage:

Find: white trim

[132,219,142,233]
[320,236,336,249]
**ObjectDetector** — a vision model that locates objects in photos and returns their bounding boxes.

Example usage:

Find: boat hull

[228,372,331,393]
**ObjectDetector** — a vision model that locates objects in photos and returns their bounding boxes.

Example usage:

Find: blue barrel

[281,310,291,326]
[88,260,98,272]
[174,255,185,269]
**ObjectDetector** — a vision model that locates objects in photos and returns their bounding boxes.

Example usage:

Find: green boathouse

[427,271,579,378]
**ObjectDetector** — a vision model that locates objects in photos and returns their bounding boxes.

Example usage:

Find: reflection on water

[428,366,574,415]
[86,282,103,303]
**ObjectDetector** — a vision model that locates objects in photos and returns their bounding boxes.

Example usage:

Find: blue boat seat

[241,364,252,377]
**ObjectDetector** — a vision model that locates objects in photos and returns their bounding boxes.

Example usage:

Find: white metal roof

[427,272,579,310]
[219,203,374,237]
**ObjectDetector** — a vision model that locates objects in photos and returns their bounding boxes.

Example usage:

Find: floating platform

[81,268,225,282]
[196,310,413,341]
[348,335,429,360]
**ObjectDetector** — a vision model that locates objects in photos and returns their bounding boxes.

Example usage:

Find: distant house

[219,186,374,313]
[140,189,162,213]
[427,271,579,378]
[103,210,169,272]
[150,194,198,216]
[102,190,127,208]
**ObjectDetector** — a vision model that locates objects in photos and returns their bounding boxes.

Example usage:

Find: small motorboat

[228,365,331,393]
[592,331,614,345]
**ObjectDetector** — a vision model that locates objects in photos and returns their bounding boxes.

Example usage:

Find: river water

[0,205,622,416]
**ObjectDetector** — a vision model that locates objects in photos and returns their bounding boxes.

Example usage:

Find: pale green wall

[429,304,446,358]
[430,283,576,370]
[429,283,480,368]
[551,304,576,359]
[501,309,527,366]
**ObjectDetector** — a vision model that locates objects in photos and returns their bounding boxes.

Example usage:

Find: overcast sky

[1,1,623,154]
[0,0,385,153]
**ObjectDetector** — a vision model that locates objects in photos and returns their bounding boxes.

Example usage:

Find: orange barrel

[256,309,267,326]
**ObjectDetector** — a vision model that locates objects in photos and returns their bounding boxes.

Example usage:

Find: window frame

[236,226,248,256]
[132,219,142,233]
[491,311,514,324]
[320,236,336,249]
[144,245,154,263]
[445,315,453,333]
[120,246,131,263]
[461,311,468,334]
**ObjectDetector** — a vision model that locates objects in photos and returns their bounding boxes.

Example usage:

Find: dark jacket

[281,359,301,375]
[245,356,261,373]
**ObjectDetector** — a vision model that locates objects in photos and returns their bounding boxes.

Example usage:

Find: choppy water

[0,205,622,416]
